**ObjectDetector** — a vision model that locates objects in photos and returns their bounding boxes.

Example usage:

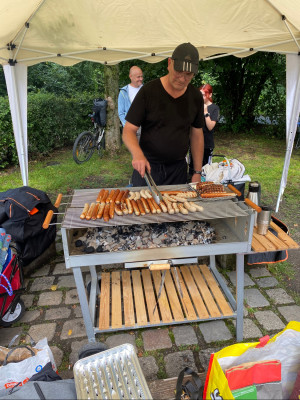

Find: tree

[104,65,121,152]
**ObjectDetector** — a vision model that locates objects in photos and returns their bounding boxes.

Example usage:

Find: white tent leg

[275,55,300,212]
[3,63,28,186]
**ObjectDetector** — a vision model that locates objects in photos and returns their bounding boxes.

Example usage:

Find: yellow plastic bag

[203,321,300,399]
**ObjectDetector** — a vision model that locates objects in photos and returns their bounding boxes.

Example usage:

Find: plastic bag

[0,338,57,390]
[203,321,300,400]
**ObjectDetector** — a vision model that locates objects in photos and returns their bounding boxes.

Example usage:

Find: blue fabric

[118,85,132,127]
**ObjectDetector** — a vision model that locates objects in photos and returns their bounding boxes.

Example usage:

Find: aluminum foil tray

[73,343,152,399]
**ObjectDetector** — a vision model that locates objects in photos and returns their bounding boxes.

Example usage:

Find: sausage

[146,198,156,214]
[137,199,146,215]
[101,190,109,205]
[163,198,174,214]
[131,199,140,216]
[109,201,115,219]
[86,203,96,220]
[150,197,161,213]
[178,203,188,214]
[176,191,197,198]
[103,203,110,222]
[140,189,148,199]
[121,189,130,203]
[126,198,133,214]
[172,202,179,213]
[106,189,115,203]
[159,200,168,213]
[193,203,204,212]
[184,201,197,212]
[134,191,141,200]
[145,189,152,199]
[80,203,89,219]
[115,204,123,216]
[160,190,184,195]
[91,203,100,220]
[170,195,186,203]
[201,192,234,198]
[115,190,124,204]
[128,191,135,200]
[96,189,105,203]
[163,193,176,203]
[97,203,105,219]
[111,189,120,203]
[141,197,150,213]
[122,202,129,215]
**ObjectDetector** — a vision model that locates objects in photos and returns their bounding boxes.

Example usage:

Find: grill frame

[61,185,255,343]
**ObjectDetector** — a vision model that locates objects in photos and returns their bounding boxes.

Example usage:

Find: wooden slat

[199,265,233,316]
[270,221,299,248]
[122,271,135,327]
[251,235,268,252]
[131,270,148,325]
[141,270,160,324]
[171,268,197,320]
[164,271,185,322]
[180,266,209,319]
[264,230,289,249]
[99,272,110,330]
[152,270,173,323]
[190,265,221,318]
[111,271,122,329]
[253,228,277,251]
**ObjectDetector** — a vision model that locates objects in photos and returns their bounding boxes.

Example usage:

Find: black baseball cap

[172,42,199,75]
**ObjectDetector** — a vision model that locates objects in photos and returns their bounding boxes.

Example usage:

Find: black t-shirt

[126,78,204,163]
[203,103,220,149]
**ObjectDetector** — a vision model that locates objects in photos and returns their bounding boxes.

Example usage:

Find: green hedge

[0,92,98,169]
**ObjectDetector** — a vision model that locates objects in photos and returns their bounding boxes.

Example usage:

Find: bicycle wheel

[97,128,106,158]
[73,131,95,164]
[0,298,25,327]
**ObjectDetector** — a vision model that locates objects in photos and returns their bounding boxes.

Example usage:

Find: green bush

[0,92,98,169]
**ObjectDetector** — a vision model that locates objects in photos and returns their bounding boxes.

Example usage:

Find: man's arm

[122,121,150,178]
[190,127,204,183]
[118,91,127,127]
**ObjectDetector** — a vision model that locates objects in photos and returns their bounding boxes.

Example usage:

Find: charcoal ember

[96,245,103,252]
[75,240,83,247]
[84,246,95,253]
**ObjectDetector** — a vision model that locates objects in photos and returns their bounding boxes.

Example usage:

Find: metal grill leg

[236,253,244,342]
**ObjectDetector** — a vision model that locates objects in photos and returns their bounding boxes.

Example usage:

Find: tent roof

[1,0,300,67]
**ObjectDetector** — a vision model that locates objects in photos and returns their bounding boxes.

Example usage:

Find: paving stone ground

[0,236,299,388]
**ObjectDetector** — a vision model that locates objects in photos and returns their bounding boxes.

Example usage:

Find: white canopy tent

[0,0,299,211]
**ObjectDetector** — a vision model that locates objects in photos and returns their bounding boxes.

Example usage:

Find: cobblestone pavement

[0,232,299,383]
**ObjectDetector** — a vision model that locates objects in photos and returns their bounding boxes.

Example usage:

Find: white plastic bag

[0,338,57,390]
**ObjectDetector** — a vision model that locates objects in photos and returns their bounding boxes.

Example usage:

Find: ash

[74,221,215,254]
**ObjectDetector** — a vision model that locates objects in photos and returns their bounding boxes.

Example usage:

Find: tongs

[144,170,163,205]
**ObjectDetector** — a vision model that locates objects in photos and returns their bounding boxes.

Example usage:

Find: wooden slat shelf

[97,264,234,332]
[251,223,299,253]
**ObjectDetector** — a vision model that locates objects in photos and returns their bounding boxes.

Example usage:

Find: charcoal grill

[61,184,255,342]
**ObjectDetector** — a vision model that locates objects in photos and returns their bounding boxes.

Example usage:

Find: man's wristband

[193,170,202,174]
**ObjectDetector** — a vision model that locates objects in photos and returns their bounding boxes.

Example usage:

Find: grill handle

[149,263,170,271]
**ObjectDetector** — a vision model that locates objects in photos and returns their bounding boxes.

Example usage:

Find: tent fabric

[0,0,299,208]
[0,0,300,67]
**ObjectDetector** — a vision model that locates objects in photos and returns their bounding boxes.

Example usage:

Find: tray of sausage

[189,181,236,201]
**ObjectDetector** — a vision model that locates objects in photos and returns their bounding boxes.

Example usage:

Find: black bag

[175,367,203,400]
[92,98,107,126]
[0,187,57,266]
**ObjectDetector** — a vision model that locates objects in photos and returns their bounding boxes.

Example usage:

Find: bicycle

[73,99,107,164]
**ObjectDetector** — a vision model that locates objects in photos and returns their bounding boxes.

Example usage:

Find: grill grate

[73,344,152,399]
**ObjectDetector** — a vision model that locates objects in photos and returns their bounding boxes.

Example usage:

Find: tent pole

[4,64,28,186]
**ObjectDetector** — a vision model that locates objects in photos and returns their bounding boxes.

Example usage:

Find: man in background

[118,66,143,141]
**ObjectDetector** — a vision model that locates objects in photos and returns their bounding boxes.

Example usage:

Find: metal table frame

[61,201,254,343]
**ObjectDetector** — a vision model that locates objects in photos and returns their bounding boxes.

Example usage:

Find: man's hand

[191,173,201,183]
[132,156,151,178]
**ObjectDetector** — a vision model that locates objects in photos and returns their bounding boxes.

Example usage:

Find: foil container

[73,343,152,399]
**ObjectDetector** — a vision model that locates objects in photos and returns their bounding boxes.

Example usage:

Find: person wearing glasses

[189,84,220,175]
[122,43,204,187]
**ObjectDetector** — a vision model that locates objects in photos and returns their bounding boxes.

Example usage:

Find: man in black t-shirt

[122,43,204,187]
